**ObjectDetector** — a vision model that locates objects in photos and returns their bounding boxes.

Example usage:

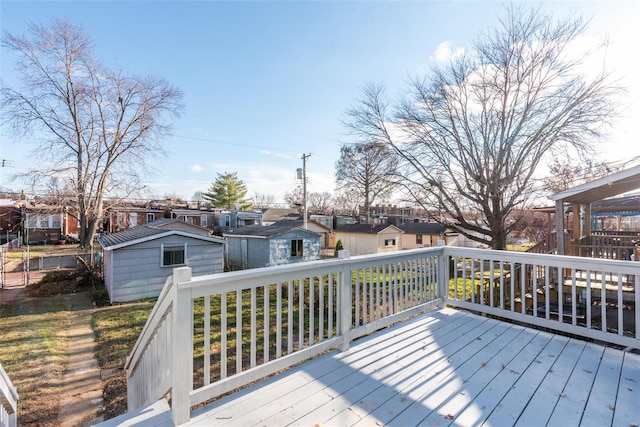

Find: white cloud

[190,164,204,173]
[430,41,465,63]
[259,149,294,160]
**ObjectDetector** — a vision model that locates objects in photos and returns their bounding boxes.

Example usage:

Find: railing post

[338,250,352,351]
[172,267,193,426]
[438,245,448,308]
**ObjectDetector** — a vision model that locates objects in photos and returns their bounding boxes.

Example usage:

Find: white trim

[160,242,187,268]
[101,230,225,251]
[550,164,640,202]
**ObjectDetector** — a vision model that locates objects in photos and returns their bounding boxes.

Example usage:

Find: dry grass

[0,293,74,426]
[92,300,156,419]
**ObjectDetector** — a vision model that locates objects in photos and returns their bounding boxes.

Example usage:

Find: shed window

[291,239,303,257]
[384,239,396,247]
[162,244,186,267]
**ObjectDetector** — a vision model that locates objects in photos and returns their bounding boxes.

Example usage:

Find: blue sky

[1,1,639,204]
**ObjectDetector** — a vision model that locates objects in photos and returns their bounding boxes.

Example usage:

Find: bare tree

[308,191,333,215]
[284,186,304,215]
[543,156,615,193]
[335,142,398,223]
[345,5,620,249]
[1,19,183,247]
[252,192,276,209]
[332,190,362,216]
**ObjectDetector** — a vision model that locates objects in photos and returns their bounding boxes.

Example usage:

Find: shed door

[241,239,248,269]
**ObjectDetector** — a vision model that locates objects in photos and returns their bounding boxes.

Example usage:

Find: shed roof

[397,222,446,235]
[97,218,225,250]
[550,164,640,204]
[223,222,320,239]
[334,224,404,234]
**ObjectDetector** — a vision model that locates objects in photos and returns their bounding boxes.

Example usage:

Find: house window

[416,234,423,245]
[51,215,62,229]
[38,216,50,228]
[27,215,37,228]
[117,213,126,227]
[291,239,303,257]
[224,215,230,227]
[147,213,155,222]
[384,239,396,247]
[162,244,186,267]
[201,214,207,227]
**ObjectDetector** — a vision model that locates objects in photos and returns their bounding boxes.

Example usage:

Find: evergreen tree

[203,172,252,209]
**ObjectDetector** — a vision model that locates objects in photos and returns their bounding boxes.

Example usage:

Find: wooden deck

[180,308,639,426]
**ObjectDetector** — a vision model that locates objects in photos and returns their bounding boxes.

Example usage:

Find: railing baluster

[250,287,256,368]
[204,295,210,385]
[617,275,623,336]
[586,270,592,330]
[298,278,304,350]
[319,275,324,342]
[328,273,334,339]
[288,280,293,354]
[309,275,315,345]
[236,290,242,374]
[601,272,607,333]
[221,293,227,379]
[264,285,270,363]
[276,282,282,358]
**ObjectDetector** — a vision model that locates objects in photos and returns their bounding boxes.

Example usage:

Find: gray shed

[223,223,321,270]
[98,219,225,302]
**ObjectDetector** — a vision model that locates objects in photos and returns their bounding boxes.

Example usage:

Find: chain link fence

[0,241,99,288]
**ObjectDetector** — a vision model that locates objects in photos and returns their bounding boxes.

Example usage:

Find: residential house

[104,206,167,233]
[365,204,416,226]
[171,208,214,230]
[334,224,403,256]
[398,222,446,249]
[223,222,321,270]
[23,205,67,244]
[309,214,334,229]
[97,219,225,303]
[213,209,263,234]
[0,199,22,244]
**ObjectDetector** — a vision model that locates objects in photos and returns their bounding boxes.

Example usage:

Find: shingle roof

[398,222,446,234]
[334,224,402,234]
[224,222,320,239]
[97,219,224,249]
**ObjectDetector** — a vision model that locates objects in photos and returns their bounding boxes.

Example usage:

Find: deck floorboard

[185,308,640,427]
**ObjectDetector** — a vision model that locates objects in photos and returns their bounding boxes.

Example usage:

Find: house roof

[334,224,404,234]
[97,218,225,250]
[223,222,320,239]
[261,208,300,223]
[550,164,640,204]
[398,222,446,234]
[272,219,333,232]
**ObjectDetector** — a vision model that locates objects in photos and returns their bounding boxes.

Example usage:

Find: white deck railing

[0,363,18,427]
[125,247,639,425]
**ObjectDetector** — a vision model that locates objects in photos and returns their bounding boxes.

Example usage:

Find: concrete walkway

[58,292,105,426]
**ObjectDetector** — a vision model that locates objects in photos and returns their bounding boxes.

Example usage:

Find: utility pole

[301,153,311,230]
